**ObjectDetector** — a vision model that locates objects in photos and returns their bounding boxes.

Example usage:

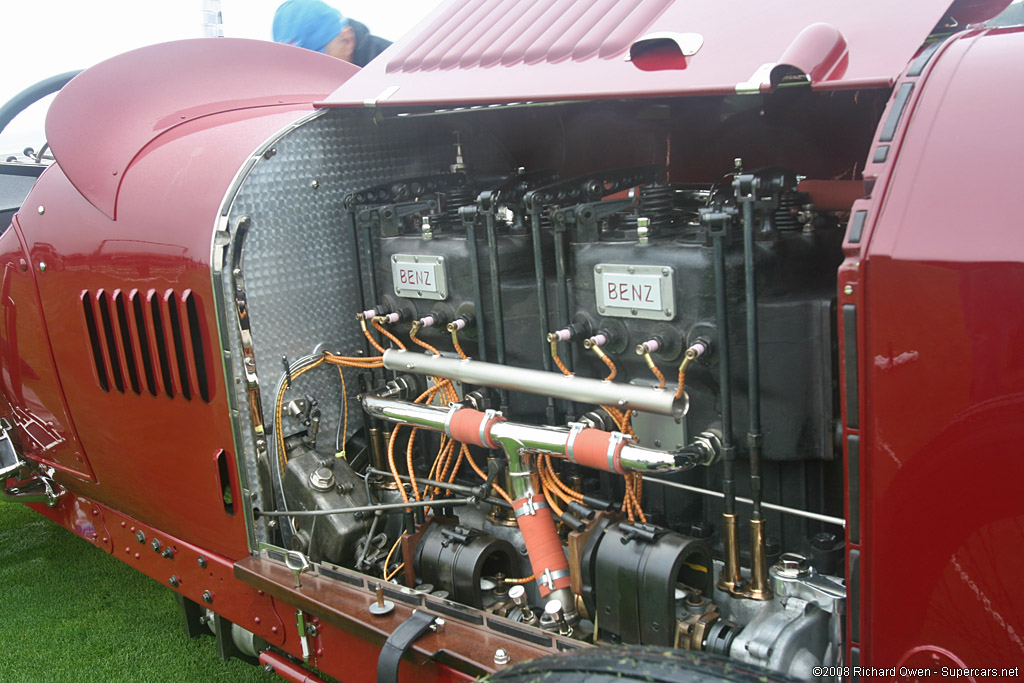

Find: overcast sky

[0,0,444,155]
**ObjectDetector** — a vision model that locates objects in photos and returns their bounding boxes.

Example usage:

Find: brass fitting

[717,513,745,595]
[747,518,774,601]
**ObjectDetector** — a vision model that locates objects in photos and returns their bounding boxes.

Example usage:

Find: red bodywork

[3,1,1024,680]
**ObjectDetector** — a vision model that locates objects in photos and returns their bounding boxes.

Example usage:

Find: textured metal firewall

[217,107,510,517]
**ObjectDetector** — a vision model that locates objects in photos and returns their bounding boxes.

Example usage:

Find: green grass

[0,501,269,682]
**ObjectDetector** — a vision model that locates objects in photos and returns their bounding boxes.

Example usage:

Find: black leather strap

[377,610,437,683]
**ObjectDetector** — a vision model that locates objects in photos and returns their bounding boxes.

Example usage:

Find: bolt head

[202,590,213,604]
[151,538,161,552]
[198,556,207,568]
[169,576,179,587]
[136,530,146,543]
[494,648,511,665]
[37,206,44,215]
[843,284,854,295]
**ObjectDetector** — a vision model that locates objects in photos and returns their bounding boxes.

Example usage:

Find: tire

[481,646,798,683]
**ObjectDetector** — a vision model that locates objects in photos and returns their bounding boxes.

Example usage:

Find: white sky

[0,0,444,155]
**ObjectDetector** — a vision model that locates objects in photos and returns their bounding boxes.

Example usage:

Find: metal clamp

[606,431,631,473]
[565,422,585,464]
[442,402,463,439]
[479,409,501,447]
[537,568,571,592]
[514,491,549,518]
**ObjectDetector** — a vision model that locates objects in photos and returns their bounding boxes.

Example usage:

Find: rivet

[843,285,854,295]
[38,262,47,273]
[254,617,261,625]
[310,180,319,189]
[18,259,27,272]
[272,626,279,634]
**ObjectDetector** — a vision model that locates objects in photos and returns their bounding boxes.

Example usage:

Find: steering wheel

[0,70,82,162]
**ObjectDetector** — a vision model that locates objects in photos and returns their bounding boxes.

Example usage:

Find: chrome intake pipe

[381,350,687,418]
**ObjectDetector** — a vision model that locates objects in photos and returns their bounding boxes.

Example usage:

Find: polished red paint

[46,38,355,219]
[323,0,980,107]
[855,25,1024,667]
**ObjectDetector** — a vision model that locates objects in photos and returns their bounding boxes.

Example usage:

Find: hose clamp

[442,402,463,439]
[480,409,501,448]
[537,568,571,591]
[607,431,631,474]
[514,491,549,518]
[565,422,585,464]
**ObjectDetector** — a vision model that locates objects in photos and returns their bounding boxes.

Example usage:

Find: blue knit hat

[273,0,349,53]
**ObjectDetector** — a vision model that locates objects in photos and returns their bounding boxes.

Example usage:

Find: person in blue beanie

[273,0,392,67]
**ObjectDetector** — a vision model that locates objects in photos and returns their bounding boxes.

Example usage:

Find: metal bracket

[376,610,438,683]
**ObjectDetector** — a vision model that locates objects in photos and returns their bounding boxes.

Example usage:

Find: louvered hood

[321,0,1010,108]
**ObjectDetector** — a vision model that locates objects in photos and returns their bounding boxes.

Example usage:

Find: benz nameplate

[391,254,448,300]
[594,264,674,320]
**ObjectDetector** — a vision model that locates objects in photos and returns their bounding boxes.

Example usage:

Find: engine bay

[216,88,885,679]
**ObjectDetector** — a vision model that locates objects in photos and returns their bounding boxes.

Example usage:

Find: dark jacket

[349,19,391,67]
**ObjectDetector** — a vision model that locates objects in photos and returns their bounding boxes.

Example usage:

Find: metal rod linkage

[643,477,846,528]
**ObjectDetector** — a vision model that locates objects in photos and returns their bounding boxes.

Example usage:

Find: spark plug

[357,305,389,322]
[374,310,408,326]
[635,336,663,356]
[583,332,610,350]
[446,314,474,333]
[417,311,447,329]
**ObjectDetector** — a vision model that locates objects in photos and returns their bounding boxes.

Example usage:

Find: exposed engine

[218,90,878,680]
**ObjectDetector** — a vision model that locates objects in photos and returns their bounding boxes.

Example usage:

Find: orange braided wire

[406,427,421,501]
[410,323,442,356]
[450,328,468,359]
[372,318,407,350]
[360,318,387,355]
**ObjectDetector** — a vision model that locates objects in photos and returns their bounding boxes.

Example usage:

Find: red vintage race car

[2,1,1023,681]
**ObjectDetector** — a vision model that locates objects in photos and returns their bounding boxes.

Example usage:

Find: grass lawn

[0,501,269,682]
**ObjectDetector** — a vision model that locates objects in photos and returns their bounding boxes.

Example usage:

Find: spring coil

[621,183,676,234]
[773,191,801,231]
[441,186,475,230]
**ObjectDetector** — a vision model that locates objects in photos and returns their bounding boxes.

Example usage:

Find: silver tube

[383,349,686,418]
[644,476,846,528]
[362,395,687,475]
[362,395,449,431]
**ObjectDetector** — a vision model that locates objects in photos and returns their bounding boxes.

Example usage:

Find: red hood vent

[81,288,212,403]
[385,0,673,72]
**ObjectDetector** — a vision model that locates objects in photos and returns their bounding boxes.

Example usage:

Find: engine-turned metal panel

[221,109,511,463]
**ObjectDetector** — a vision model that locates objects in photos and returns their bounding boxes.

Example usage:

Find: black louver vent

[81,289,212,402]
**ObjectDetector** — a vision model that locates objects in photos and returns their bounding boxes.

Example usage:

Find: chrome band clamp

[537,568,572,591]
[514,491,549,518]
[442,402,463,439]
[565,422,585,464]
[607,431,631,473]
[480,409,501,447]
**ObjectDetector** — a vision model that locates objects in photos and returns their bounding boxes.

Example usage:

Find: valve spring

[441,186,475,230]
[773,191,802,231]
[621,183,676,233]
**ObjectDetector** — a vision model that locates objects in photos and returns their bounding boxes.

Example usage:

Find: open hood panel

[322,0,1010,109]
